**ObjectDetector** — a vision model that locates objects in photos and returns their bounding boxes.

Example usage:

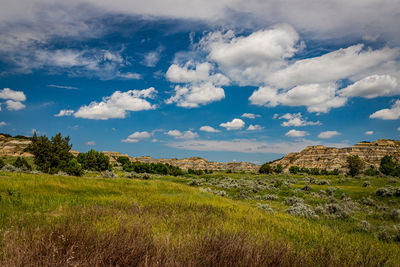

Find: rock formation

[271,139,400,173]
[0,135,32,157]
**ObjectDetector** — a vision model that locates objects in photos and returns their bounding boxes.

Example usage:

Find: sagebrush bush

[362,181,371,187]
[101,170,117,178]
[263,194,278,201]
[358,220,371,232]
[376,187,394,197]
[286,203,318,218]
[284,196,304,206]
[302,184,312,191]
[257,203,274,213]
[317,179,329,185]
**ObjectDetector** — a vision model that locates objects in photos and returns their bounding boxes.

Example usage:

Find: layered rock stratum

[271,139,400,172]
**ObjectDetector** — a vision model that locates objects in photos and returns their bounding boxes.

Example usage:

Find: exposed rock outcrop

[271,139,400,173]
[0,135,32,157]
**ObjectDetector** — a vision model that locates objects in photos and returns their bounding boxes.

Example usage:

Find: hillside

[272,139,400,172]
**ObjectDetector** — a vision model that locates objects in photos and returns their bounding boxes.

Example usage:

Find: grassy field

[0,170,400,266]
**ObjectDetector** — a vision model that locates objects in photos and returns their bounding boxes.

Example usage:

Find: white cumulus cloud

[0,88,26,101]
[122,131,151,143]
[278,112,321,127]
[318,131,341,139]
[365,130,374,135]
[199,126,220,133]
[370,99,400,120]
[285,129,309,137]
[247,124,264,131]
[339,74,399,98]
[249,83,347,113]
[165,82,225,108]
[165,129,198,139]
[220,118,245,130]
[5,100,25,111]
[74,87,157,120]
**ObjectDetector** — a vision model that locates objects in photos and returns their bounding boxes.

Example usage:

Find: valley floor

[0,171,399,266]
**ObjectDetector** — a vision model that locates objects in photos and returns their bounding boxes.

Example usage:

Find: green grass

[0,171,399,266]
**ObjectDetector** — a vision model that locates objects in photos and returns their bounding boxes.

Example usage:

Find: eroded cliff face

[271,139,400,172]
[0,135,32,157]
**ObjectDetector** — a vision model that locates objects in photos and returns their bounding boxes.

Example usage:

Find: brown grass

[0,217,389,267]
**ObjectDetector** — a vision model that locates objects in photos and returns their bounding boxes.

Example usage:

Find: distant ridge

[271,139,400,173]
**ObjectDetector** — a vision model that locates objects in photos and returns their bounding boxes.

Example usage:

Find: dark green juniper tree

[27,132,74,174]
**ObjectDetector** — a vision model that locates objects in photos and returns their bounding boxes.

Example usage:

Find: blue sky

[1,1,400,164]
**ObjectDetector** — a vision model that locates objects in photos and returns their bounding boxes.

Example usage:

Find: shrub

[117,156,130,166]
[376,187,394,197]
[64,158,84,176]
[362,181,371,187]
[101,170,117,178]
[317,179,329,185]
[188,168,204,175]
[302,184,312,191]
[380,155,397,176]
[289,166,300,174]
[257,203,274,213]
[347,155,364,177]
[358,220,371,232]
[259,163,273,174]
[365,165,379,176]
[284,196,304,205]
[310,168,320,175]
[286,203,318,218]
[376,227,393,242]
[1,164,19,172]
[360,197,375,206]
[12,157,32,171]
[263,194,278,201]
[77,150,111,171]
[0,158,4,169]
[123,161,184,176]
[299,167,310,174]
[274,164,283,174]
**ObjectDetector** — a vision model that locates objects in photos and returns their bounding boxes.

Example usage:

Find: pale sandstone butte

[0,135,32,157]
[271,139,400,173]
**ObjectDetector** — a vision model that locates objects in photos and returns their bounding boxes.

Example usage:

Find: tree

[379,155,397,176]
[365,165,379,176]
[259,163,273,174]
[77,150,111,171]
[27,132,73,173]
[347,155,364,177]
[117,156,130,166]
[0,158,5,169]
[65,158,84,176]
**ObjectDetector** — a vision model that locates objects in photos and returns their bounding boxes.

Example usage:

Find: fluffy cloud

[74,88,157,120]
[339,74,399,98]
[165,82,225,108]
[122,131,151,143]
[200,24,300,85]
[285,129,309,137]
[166,62,229,86]
[241,113,260,119]
[318,131,341,139]
[165,130,198,139]
[5,100,25,111]
[55,109,74,117]
[0,88,26,101]
[0,88,26,111]
[365,131,374,135]
[0,121,7,127]
[267,45,398,89]
[247,124,264,131]
[278,112,321,127]
[165,61,229,108]
[249,84,347,113]
[220,118,245,130]
[199,126,220,133]
[370,99,400,120]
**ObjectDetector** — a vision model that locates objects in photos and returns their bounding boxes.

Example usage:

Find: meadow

[0,168,400,266]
